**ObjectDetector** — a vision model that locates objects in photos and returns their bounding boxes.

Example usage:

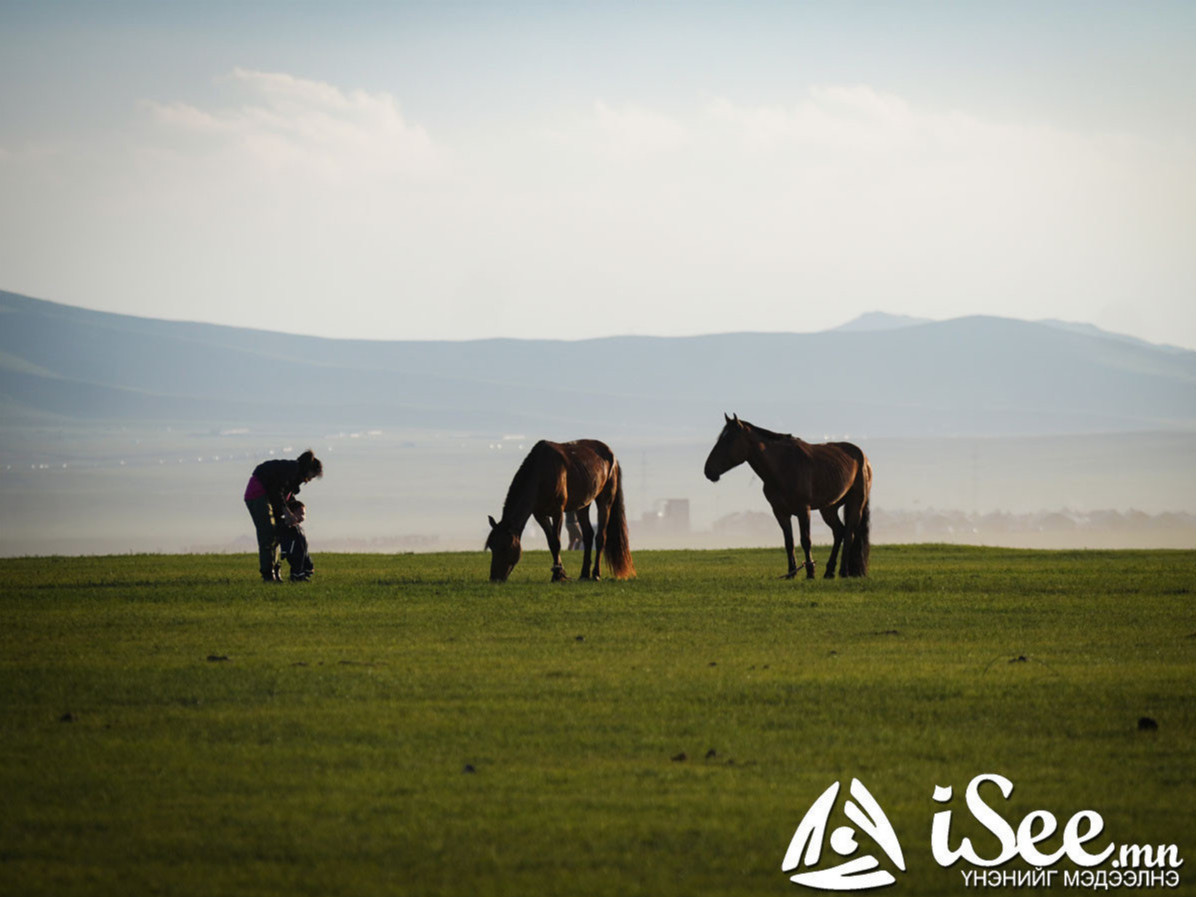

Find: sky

[0,1,1192,347]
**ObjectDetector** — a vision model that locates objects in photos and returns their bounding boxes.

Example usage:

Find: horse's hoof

[824,570,836,580]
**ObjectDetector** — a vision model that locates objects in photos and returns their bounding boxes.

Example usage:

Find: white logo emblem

[782,778,906,891]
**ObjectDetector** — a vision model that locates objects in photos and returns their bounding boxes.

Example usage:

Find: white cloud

[143,101,231,135]
[590,101,689,159]
[706,85,921,154]
[546,101,689,162]
[144,68,439,182]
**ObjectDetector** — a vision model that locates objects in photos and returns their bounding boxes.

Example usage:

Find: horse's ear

[732,413,741,426]
[724,412,731,423]
[488,515,498,528]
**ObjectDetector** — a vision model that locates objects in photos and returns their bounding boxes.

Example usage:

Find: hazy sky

[1,1,1192,346]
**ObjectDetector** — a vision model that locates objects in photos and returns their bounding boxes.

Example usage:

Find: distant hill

[830,312,932,332]
[0,290,1192,438]
[832,311,1186,353]
[1034,318,1190,354]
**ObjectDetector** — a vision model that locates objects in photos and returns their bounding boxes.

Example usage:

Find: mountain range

[0,290,1192,439]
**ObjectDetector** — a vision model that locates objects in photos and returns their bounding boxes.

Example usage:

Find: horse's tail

[848,500,870,576]
[846,455,872,577]
[604,463,636,579]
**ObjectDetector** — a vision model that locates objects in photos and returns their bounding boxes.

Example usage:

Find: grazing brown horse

[704,414,872,579]
[486,439,636,583]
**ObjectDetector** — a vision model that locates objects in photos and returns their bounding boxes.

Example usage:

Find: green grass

[0,546,1193,896]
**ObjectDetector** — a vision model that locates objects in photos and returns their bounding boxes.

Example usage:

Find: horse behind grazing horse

[704,414,872,579]
[486,439,636,583]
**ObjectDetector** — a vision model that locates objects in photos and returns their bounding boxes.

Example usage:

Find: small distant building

[640,499,690,533]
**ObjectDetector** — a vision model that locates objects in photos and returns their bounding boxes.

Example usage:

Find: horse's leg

[839,499,861,577]
[771,506,800,579]
[592,498,610,581]
[796,506,816,579]
[536,512,569,581]
[575,505,595,579]
[820,507,844,579]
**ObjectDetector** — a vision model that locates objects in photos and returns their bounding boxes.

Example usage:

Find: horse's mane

[741,419,792,441]
[501,441,547,521]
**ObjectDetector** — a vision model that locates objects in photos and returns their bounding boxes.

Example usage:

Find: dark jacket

[251,459,305,521]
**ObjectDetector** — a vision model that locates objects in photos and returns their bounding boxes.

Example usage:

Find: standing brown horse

[486,439,636,583]
[704,414,872,579]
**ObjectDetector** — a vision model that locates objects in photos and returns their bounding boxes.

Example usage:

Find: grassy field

[0,546,1192,896]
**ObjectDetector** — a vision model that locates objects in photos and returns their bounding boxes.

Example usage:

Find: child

[279,497,315,582]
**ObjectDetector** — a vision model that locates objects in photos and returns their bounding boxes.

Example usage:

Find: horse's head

[485,515,522,582]
[704,413,749,482]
